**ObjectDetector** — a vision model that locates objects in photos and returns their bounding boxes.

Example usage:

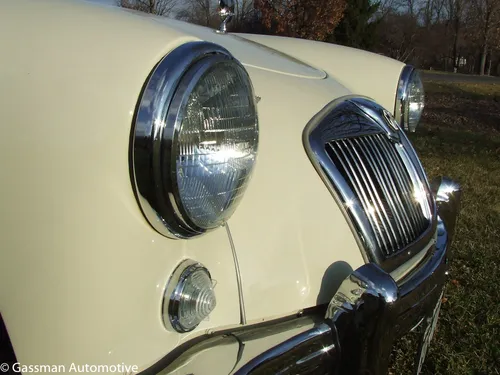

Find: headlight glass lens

[175,61,258,230]
[405,71,425,132]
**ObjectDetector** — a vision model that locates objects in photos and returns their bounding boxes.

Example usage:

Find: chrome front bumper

[145,177,461,375]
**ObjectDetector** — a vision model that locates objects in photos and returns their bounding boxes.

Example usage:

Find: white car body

[0,1,461,374]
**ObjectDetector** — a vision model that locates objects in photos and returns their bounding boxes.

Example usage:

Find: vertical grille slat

[340,139,393,253]
[375,134,422,232]
[364,137,413,243]
[347,138,401,254]
[325,133,431,257]
[355,138,405,248]
[327,142,386,252]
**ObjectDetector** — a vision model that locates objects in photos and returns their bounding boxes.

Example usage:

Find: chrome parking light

[163,260,217,333]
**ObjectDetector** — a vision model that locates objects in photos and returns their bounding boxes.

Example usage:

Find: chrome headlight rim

[394,65,424,132]
[130,41,258,239]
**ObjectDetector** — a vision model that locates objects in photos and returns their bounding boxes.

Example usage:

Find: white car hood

[114,10,327,79]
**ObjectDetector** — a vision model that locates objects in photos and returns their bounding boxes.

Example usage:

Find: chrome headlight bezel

[130,42,259,239]
[394,65,425,132]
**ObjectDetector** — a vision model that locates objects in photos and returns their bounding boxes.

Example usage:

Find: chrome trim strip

[226,223,247,325]
[139,309,326,375]
[234,323,336,375]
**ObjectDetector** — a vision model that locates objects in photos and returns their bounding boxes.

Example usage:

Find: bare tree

[375,12,419,62]
[407,0,416,16]
[234,0,256,25]
[422,0,447,26]
[469,0,500,74]
[444,0,466,72]
[175,0,216,26]
[375,0,398,20]
[118,0,178,16]
[433,0,447,21]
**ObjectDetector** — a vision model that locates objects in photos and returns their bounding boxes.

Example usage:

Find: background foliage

[119,0,500,75]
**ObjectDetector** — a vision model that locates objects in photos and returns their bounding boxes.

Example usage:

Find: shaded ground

[391,80,500,374]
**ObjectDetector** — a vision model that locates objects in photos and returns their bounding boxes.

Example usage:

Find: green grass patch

[424,80,500,98]
[392,81,500,374]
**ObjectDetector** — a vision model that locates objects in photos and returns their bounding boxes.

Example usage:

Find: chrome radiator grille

[325,134,430,256]
[305,97,435,268]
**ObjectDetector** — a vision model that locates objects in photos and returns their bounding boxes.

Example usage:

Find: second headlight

[395,65,425,132]
[131,42,259,238]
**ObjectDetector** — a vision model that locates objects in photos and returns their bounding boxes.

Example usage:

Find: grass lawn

[393,80,500,374]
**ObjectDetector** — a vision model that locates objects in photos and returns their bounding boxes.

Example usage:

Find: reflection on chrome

[295,343,336,365]
[345,199,355,209]
[234,323,337,375]
[326,263,398,322]
[432,177,462,247]
[395,65,425,132]
[436,180,461,203]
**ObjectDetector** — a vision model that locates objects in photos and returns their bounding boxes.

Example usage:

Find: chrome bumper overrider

[144,177,461,375]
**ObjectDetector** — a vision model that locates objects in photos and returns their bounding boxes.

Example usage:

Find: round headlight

[164,260,216,332]
[395,66,425,132]
[131,42,259,238]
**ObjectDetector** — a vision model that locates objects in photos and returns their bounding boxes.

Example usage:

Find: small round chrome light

[395,65,425,132]
[130,42,259,239]
[163,260,216,333]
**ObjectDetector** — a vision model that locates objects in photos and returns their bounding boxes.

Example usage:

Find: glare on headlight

[175,59,258,230]
[131,42,259,238]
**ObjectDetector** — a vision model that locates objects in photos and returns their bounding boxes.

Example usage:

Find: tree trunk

[452,17,460,73]
[480,43,488,75]
[469,56,475,74]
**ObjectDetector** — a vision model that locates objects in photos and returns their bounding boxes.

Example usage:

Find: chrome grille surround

[303,97,436,272]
